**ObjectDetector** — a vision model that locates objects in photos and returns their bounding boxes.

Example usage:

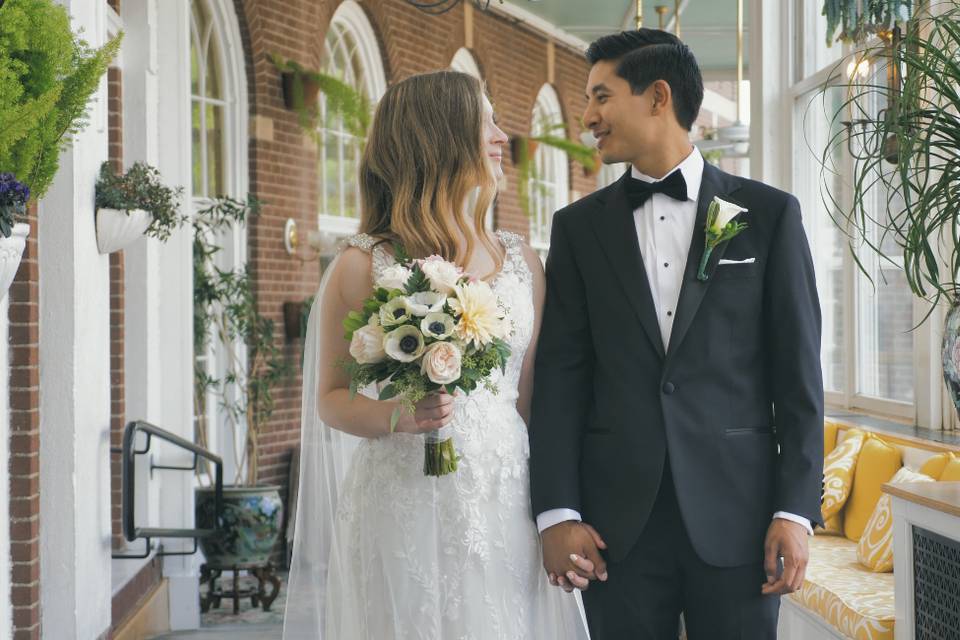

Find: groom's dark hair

[586,29,704,131]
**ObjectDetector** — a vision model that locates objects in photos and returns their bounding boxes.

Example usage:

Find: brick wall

[234,0,598,562]
[9,200,41,639]
[107,66,125,550]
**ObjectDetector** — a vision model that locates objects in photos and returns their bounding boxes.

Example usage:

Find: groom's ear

[650,80,673,116]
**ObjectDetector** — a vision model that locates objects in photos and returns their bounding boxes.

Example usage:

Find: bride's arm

[316,247,454,438]
[516,243,546,426]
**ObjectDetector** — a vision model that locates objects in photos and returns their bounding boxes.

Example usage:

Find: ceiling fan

[693,0,749,159]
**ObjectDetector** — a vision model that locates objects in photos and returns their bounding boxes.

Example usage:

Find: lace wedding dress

[283,230,588,640]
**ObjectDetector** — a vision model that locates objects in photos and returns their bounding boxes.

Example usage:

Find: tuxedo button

[662,382,676,395]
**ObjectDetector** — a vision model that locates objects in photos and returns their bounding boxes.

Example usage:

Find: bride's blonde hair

[359,70,501,273]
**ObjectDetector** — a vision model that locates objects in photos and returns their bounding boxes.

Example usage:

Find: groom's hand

[761,518,810,595]
[540,521,608,592]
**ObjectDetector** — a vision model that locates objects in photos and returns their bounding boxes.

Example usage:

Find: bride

[283,70,588,639]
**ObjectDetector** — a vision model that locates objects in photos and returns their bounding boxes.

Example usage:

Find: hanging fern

[822,0,913,45]
[269,53,371,142]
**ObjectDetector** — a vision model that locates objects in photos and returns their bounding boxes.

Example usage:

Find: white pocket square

[718,258,756,265]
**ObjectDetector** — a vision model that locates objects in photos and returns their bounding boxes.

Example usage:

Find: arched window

[190,0,249,479]
[318,1,386,235]
[529,85,569,254]
[450,47,494,231]
[190,0,247,199]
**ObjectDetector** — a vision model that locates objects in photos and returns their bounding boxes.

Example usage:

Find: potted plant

[269,53,371,144]
[0,0,122,201]
[817,2,960,419]
[94,162,185,254]
[511,120,598,217]
[192,195,292,569]
[0,172,31,300]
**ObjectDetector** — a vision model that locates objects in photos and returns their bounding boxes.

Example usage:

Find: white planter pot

[0,223,30,303]
[95,207,152,254]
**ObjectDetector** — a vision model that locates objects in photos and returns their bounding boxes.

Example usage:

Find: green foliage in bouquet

[95,162,186,241]
[0,0,122,200]
[342,255,512,476]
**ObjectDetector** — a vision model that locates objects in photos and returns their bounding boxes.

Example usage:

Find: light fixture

[655,5,670,30]
[404,0,520,15]
[636,0,643,28]
[846,57,871,80]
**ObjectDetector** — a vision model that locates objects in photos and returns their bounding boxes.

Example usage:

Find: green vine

[822,0,912,45]
[268,53,371,143]
[192,195,293,486]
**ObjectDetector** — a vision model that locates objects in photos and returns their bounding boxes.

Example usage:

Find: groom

[529,29,824,639]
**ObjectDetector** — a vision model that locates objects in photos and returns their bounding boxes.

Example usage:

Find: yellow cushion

[857,467,934,572]
[824,421,840,458]
[822,429,865,521]
[918,452,954,479]
[844,435,902,541]
[816,512,845,536]
[940,457,960,481]
[790,536,894,640]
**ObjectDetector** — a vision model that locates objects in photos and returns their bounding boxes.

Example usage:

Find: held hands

[392,391,456,434]
[762,518,810,595]
[540,521,609,592]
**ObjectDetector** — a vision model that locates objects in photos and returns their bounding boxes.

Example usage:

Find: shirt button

[660,216,665,221]
[664,262,669,268]
[667,310,673,317]
[662,382,676,394]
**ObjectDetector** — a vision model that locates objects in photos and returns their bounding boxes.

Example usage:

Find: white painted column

[155,0,201,629]
[0,296,12,639]
[749,0,792,189]
[38,1,114,637]
[120,0,165,541]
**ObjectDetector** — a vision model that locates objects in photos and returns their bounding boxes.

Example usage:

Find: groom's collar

[629,146,704,203]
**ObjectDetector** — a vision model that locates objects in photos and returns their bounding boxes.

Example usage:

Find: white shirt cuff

[774,511,814,536]
[536,508,582,534]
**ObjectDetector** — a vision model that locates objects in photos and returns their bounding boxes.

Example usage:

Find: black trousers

[581,460,780,640]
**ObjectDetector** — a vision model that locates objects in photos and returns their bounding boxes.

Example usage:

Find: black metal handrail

[112,420,223,559]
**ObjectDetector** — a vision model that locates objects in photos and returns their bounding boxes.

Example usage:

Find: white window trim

[529,84,569,254]
[190,0,250,484]
[317,1,386,236]
[775,0,931,425]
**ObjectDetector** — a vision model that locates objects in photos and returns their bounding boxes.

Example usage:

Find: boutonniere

[697,197,748,281]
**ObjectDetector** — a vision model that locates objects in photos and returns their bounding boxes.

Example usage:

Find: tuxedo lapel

[665,164,742,363]
[592,173,666,359]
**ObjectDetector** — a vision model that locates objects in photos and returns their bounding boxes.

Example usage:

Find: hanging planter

[94,162,184,254]
[95,207,152,254]
[0,223,30,303]
[510,123,597,218]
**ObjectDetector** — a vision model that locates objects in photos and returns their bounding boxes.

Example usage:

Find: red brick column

[9,201,41,639]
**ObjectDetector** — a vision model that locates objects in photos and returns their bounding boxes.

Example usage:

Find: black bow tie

[624,170,688,209]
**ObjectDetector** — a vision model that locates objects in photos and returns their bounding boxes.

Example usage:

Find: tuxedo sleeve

[763,196,825,527]
[528,211,594,517]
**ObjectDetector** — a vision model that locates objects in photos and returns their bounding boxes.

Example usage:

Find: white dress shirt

[536,148,813,536]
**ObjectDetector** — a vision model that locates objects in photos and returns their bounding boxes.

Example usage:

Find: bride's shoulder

[495,230,544,280]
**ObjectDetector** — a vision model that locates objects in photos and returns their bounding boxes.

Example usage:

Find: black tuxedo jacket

[529,163,824,567]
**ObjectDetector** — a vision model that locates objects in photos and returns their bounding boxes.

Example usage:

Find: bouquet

[343,251,512,476]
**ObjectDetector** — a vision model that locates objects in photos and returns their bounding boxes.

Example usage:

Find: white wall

[0,296,12,639]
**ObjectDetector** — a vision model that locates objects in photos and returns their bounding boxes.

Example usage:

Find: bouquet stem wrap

[423,425,458,476]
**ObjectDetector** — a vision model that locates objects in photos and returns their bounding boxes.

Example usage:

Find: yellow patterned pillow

[821,429,865,521]
[857,467,934,572]
[845,435,902,542]
[919,452,954,479]
[816,512,844,536]
[940,457,960,481]
[824,421,840,458]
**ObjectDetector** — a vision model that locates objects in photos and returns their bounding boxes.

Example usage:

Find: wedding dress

[283,230,589,639]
